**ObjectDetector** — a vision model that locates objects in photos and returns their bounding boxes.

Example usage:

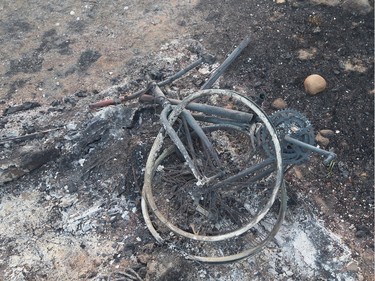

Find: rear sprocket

[261,109,315,164]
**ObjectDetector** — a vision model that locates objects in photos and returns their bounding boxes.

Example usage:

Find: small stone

[198,67,210,75]
[319,129,335,138]
[271,98,287,109]
[64,97,77,105]
[137,253,150,264]
[304,74,327,95]
[312,27,321,33]
[276,0,286,3]
[66,123,77,131]
[346,260,359,271]
[75,91,88,98]
[315,133,330,146]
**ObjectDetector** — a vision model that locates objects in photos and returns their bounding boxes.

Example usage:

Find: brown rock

[319,129,335,138]
[271,98,287,109]
[346,260,359,272]
[315,133,330,146]
[304,74,327,95]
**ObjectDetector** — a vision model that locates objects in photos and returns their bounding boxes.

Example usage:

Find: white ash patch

[291,230,318,274]
[274,213,357,280]
[0,190,119,280]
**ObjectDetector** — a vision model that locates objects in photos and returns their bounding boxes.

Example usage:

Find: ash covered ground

[0,1,374,280]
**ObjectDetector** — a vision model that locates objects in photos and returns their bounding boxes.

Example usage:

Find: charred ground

[0,0,374,280]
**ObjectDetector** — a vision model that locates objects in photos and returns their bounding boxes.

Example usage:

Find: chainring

[261,109,315,164]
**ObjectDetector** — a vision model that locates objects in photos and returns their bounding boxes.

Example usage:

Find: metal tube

[284,135,337,165]
[149,82,170,107]
[139,94,254,124]
[209,158,274,191]
[201,37,251,89]
[150,84,204,181]
[181,110,221,165]
[191,114,248,128]
[181,115,196,158]
[160,105,204,181]
[158,58,204,86]
[169,97,254,123]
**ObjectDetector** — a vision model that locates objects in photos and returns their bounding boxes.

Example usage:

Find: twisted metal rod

[139,94,254,124]
[201,37,251,90]
[181,110,221,165]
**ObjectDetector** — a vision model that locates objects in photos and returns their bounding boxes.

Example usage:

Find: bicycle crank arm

[284,135,337,166]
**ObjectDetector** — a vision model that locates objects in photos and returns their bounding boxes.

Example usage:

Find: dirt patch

[0,0,373,280]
